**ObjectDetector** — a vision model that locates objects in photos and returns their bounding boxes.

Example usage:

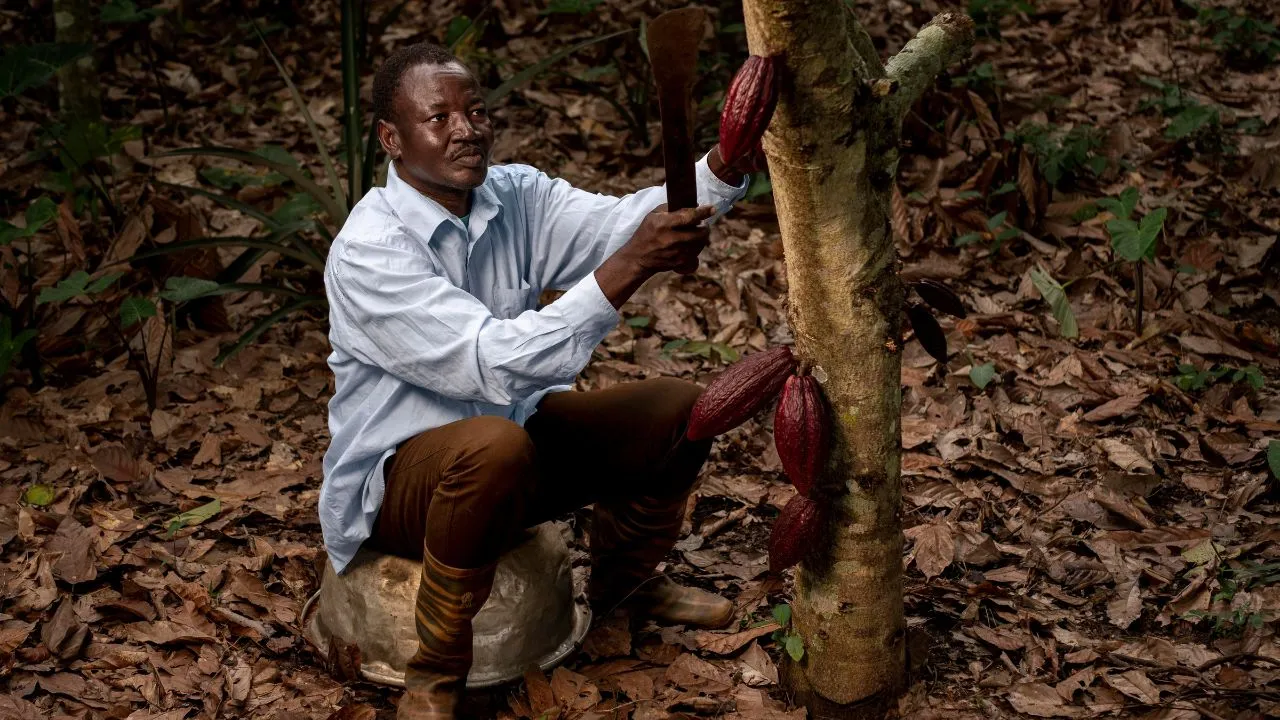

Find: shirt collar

[384,160,502,245]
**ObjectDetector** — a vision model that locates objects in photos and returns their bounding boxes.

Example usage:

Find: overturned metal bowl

[302,522,591,688]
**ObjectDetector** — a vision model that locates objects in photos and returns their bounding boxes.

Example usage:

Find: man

[321,42,752,718]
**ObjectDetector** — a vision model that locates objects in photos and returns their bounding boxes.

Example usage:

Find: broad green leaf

[0,317,37,377]
[166,498,222,537]
[1167,104,1217,140]
[986,211,1008,230]
[1028,265,1079,338]
[1268,440,1279,480]
[36,271,91,304]
[1108,218,1142,262]
[970,362,996,389]
[23,484,55,507]
[991,182,1017,197]
[1137,207,1167,260]
[159,277,221,303]
[271,192,324,226]
[86,271,125,295]
[120,296,157,328]
[955,232,983,247]
[0,43,92,99]
[25,197,57,232]
[1097,187,1138,221]
[784,633,804,662]
[711,343,740,363]
[772,603,792,627]
[625,316,651,328]
[0,197,57,245]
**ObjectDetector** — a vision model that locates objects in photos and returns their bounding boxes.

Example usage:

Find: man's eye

[472,108,488,117]
[429,114,446,122]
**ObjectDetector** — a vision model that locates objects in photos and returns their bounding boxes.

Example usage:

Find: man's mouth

[453,148,485,167]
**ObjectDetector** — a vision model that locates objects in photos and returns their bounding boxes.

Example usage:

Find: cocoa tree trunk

[739,2,972,715]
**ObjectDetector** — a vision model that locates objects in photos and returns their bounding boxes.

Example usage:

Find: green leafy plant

[0,197,59,384]
[955,210,1022,252]
[1097,186,1167,333]
[953,61,1005,93]
[1193,4,1280,70]
[1028,264,1079,339]
[1139,77,1232,156]
[769,603,805,662]
[1269,439,1279,480]
[1009,122,1107,191]
[967,0,1035,38]
[1173,362,1265,392]
[662,338,741,364]
[36,273,225,410]
[969,357,997,389]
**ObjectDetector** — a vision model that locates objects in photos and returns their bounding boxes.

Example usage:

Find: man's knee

[643,377,704,432]
[448,416,535,494]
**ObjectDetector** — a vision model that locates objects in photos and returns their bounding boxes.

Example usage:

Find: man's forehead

[405,61,477,88]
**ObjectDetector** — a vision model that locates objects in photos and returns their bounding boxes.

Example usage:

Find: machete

[646,7,707,213]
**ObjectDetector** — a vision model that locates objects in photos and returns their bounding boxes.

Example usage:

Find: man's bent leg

[369,416,537,720]
[523,377,732,629]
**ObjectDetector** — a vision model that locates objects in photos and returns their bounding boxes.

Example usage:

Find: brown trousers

[367,378,712,569]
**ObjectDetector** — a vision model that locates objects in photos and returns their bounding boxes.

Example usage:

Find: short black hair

[372,42,466,123]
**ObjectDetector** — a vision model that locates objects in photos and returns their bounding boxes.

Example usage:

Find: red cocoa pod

[911,279,967,319]
[718,55,780,168]
[906,302,948,364]
[768,494,825,573]
[773,374,830,498]
[687,346,796,441]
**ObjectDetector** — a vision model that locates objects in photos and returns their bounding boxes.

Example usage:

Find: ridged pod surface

[768,494,825,573]
[773,374,830,497]
[718,55,780,167]
[686,346,795,441]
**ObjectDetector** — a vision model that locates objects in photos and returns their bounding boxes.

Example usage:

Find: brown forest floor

[2,0,1279,718]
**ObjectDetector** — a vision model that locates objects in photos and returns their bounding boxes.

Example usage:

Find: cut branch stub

[687,346,796,441]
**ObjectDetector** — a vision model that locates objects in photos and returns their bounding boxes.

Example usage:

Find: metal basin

[302,522,591,688]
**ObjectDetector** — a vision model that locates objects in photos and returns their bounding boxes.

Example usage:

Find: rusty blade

[646,7,706,212]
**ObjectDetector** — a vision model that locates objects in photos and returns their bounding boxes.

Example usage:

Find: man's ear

[377,118,401,160]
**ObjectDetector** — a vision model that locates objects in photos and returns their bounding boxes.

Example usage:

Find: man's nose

[450,113,481,139]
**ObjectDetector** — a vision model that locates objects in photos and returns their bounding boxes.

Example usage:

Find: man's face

[379,61,494,196]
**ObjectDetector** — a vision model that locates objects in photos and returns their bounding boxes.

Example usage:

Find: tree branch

[883,12,975,121]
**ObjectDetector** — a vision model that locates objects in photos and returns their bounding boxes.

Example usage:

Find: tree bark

[54,0,101,119]
[739,2,972,715]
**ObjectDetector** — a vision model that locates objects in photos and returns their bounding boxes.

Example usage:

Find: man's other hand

[594,204,716,309]
[623,204,716,276]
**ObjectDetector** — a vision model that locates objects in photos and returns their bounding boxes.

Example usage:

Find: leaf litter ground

[1,0,1278,718]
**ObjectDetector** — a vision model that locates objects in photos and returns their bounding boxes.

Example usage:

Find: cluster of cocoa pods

[682,281,968,573]
[693,55,969,573]
[685,346,831,573]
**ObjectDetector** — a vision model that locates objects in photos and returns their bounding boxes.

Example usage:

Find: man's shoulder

[331,190,413,254]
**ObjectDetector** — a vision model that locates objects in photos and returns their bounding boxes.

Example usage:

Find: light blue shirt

[320,154,749,573]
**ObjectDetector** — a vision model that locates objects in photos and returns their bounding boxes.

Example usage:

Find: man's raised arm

[520,147,750,294]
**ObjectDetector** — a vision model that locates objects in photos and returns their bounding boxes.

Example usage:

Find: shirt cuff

[696,152,750,219]
[552,270,621,351]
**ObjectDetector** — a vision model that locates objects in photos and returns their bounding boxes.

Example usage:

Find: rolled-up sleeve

[522,153,750,291]
[326,239,619,406]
